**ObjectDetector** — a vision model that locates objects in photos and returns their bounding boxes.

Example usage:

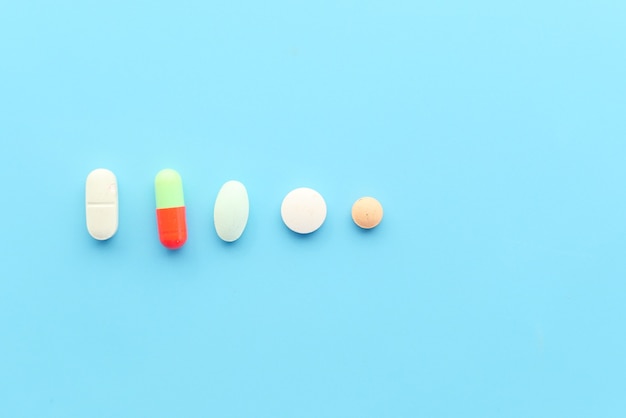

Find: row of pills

[86,168,384,248]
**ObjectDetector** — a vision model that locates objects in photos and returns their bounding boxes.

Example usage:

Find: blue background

[1,0,625,416]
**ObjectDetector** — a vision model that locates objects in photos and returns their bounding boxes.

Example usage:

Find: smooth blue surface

[1,1,625,416]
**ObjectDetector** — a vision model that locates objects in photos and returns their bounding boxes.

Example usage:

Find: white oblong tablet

[281,187,327,234]
[214,180,249,242]
[85,168,118,240]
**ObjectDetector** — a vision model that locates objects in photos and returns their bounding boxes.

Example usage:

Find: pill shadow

[353,224,382,235]
[349,211,385,236]
[281,222,327,243]
[162,246,186,258]
[218,235,251,248]
[89,235,116,248]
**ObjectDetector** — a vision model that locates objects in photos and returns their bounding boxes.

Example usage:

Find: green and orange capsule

[155,169,187,249]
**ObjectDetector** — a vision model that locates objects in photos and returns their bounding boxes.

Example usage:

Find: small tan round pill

[351,197,383,229]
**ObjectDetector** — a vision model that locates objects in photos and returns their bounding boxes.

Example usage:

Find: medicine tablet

[351,197,383,229]
[281,187,327,234]
[214,180,249,242]
[155,169,187,249]
[85,168,119,240]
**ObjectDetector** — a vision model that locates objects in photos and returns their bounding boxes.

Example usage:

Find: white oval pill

[214,180,249,242]
[281,187,327,234]
[86,168,118,240]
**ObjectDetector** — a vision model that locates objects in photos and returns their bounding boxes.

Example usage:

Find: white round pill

[281,187,327,234]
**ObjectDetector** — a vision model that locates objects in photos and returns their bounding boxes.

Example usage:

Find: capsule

[86,168,118,240]
[155,169,187,249]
